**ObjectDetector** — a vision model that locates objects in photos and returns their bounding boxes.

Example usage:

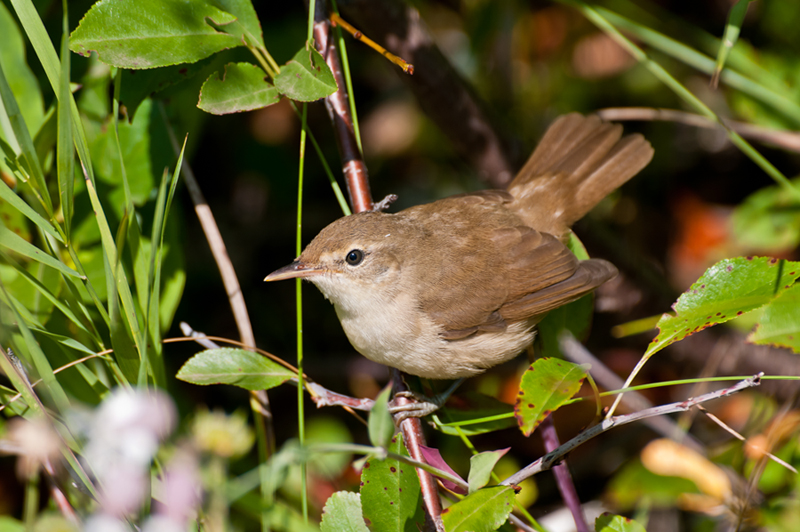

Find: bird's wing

[416,206,591,339]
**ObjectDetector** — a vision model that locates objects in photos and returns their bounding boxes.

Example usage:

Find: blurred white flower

[0,415,60,480]
[81,388,177,518]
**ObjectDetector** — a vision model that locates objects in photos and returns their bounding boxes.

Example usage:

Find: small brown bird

[266,114,653,380]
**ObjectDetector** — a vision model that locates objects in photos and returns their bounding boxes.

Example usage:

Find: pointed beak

[264,260,325,282]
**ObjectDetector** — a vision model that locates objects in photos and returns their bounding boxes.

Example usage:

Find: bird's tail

[507,113,654,237]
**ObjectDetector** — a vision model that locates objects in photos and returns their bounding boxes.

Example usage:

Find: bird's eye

[345,249,364,266]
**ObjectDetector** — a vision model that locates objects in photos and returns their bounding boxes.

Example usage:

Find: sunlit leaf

[274,46,337,102]
[320,491,369,532]
[360,433,424,532]
[646,257,800,357]
[176,347,295,391]
[70,0,242,69]
[441,485,516,532]
[749,282,800,352]
[514,358,587,436]
[468,449,509,494]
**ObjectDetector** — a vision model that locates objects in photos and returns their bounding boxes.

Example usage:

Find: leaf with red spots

[514,358,587,436]
[748,282,800,353]
[360,433,424,532]
[441,485,516,532]
[645,257,800,358]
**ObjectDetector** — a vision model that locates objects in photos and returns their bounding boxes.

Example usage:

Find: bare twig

[501,374,763,486]
[597,107,800,153]
[559,332,703,451]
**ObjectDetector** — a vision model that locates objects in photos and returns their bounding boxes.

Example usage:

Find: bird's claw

[388,391,445,423]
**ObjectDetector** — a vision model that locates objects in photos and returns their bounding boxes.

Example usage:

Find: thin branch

[597,107,800,153]
[501,374,763,487]
[559,332,703,451]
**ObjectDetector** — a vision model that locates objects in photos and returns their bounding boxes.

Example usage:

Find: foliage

[0,0,799,531]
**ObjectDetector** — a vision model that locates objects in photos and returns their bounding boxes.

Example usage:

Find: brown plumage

[266,114,654,379]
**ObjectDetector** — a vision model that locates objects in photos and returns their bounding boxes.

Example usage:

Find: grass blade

[57,13,74,237]
[710,0,752,89]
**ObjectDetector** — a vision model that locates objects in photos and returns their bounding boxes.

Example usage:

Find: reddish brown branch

[313,3,374,212]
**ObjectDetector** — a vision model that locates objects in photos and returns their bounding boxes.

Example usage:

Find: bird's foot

[387,379,464,423]
[388,391,444,423]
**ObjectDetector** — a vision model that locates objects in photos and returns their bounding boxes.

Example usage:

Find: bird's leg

[388,378,465,422]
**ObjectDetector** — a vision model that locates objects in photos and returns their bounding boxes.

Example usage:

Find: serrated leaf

[274,46,337,102]
[748,282,800,352]
[646,257,800,357]
[198,62,280,114]
[360,433,424,532]
[70,0,242,69]
[514,358,587,436]
[368,384,394,448]
[176,347,295,390]
[320,491,369,532]
[213,0,265,48]
[433,392,516,436]
[441,485,516,532]
[468,449,509,494]
[595,513,647,532]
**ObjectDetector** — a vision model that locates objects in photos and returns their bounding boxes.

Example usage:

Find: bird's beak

[264,260,324,282]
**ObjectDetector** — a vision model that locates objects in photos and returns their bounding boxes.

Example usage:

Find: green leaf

[0,224,81,279]
[441,485,516,532]
[731,178,800,252]
[468,449,509,494]
[368,384,394,448]
[198,62,280,114]
[70,0,242,69]
[646,257,800,357]
[320,491,369,532]
[433,392,516,436]
[360,433,424,532]
[212,0,265,48]
[514,358,587,436]
[748,282,800,352]
[176,347,295,391]
[595,513,647,532]
[274,46,337,102]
